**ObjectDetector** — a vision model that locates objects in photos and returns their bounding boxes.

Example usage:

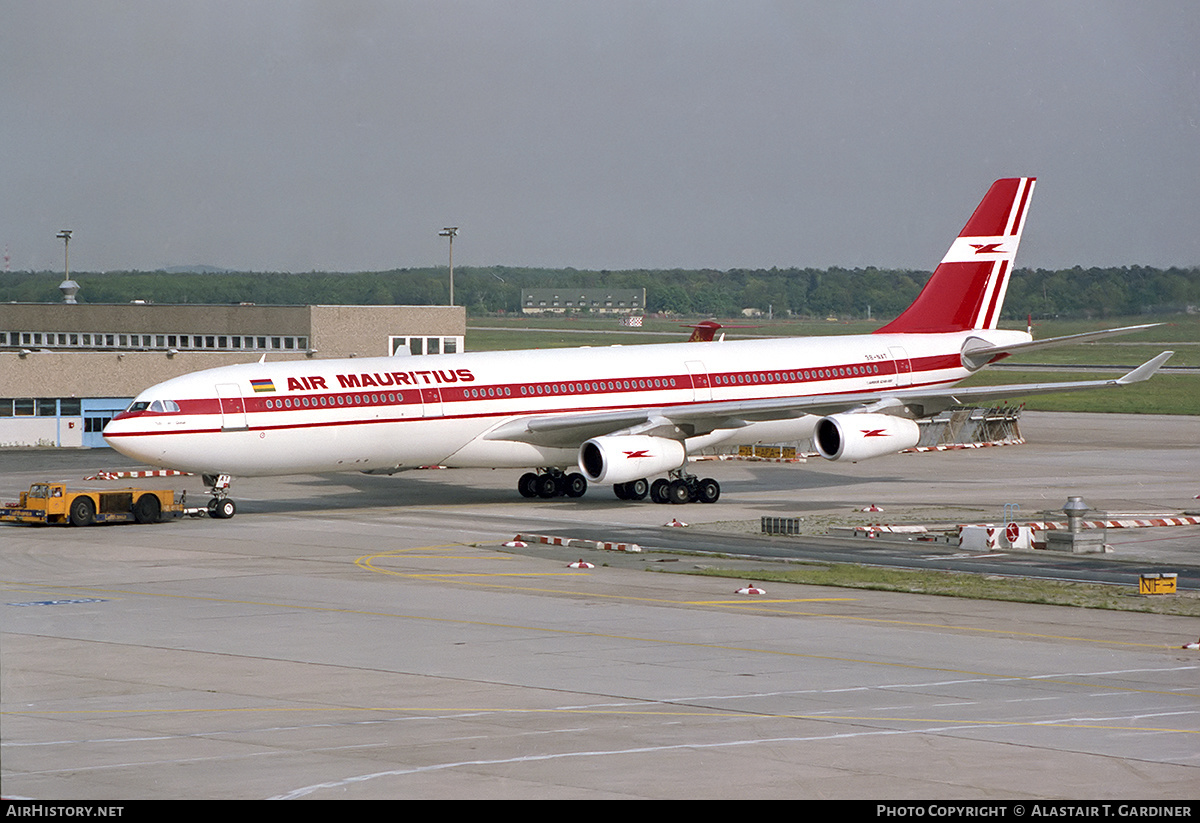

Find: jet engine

[578,435,686,485]
[812,413,921,462]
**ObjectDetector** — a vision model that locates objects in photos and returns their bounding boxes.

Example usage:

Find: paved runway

[2,413,1198,799]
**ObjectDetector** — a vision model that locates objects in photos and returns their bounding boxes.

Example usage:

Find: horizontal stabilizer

[960,323,1161,369]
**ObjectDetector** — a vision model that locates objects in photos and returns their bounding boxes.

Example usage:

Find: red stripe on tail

[876,177,1034,334]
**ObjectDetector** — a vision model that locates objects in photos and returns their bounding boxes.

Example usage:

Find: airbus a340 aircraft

[104,178,1172,518]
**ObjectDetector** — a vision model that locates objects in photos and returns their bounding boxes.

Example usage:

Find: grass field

[957,370,1198,415]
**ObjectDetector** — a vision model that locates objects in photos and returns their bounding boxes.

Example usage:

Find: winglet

[1116,351,1173,385]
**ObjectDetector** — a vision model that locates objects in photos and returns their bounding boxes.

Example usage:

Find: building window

[388,335,463,356]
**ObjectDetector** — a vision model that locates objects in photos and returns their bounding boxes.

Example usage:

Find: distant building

[1,303,464,447]
[521,288,644,315]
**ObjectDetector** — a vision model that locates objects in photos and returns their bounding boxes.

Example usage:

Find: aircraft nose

[102,417,150,460]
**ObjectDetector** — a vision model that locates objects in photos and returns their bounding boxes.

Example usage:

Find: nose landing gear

[201,474,237,519]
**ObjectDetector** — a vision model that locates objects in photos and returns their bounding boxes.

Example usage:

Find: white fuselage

[103,329,1030,477]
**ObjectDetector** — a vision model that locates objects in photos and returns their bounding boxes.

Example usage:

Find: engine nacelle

[578,435,686,485]
[813,413,921,462]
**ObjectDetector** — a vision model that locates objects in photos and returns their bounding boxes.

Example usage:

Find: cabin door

[888,347,913,388]
[216,383,249,431]
[685,361,712,402]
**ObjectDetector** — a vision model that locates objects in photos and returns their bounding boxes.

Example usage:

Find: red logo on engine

[623,450,651,459]
[861,429,888,437]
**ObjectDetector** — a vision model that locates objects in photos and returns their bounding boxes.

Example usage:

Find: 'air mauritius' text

[286,369,475,392]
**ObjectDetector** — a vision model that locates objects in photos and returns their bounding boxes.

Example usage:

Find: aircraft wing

[483,351,1174,449]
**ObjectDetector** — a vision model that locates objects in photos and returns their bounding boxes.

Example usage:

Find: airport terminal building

[1,302,465,447]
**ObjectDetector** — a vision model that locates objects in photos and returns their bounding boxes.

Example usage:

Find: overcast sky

[3,1,1198,273]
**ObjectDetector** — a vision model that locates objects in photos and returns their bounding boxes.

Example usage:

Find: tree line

[3,265,1196,320]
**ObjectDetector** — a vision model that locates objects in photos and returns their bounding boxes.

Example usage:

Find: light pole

[57,230,79,304]
[439,227,458,306]
[57,230,72,277]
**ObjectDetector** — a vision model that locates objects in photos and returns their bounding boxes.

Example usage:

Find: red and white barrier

[1017,515,1200,531]
[85,469,193,480]
[902,438,1025,453]
[512,534,643,553]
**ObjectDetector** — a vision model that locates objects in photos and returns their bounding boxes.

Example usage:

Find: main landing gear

[646,470,720,505]
[515,469,719,504]
[201,474,237,519]
[517,469,588,499]
[618,473,719,503]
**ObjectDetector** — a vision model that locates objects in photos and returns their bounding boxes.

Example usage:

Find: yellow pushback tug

[0,482,187,526]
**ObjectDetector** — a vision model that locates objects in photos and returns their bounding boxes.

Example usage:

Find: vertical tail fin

[875,177,1035,334]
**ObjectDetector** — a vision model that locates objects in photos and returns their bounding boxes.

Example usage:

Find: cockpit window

[126,400,180,413]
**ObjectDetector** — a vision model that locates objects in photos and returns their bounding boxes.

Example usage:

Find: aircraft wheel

[650,478,670,504]
[613,482,629,500]
[517,472,540,498]
[536,474,561,498]
[69,496,96,527]
[696,478,721,504]
[212,498,237,519]
[564,473,588,498]
[667,479,691,505]
[625,478,649,501]
[133,494,161,524]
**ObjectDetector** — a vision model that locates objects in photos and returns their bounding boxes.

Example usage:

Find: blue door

[83,399,133,448]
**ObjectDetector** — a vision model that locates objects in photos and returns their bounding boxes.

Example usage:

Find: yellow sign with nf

[1138,573,1178,595]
